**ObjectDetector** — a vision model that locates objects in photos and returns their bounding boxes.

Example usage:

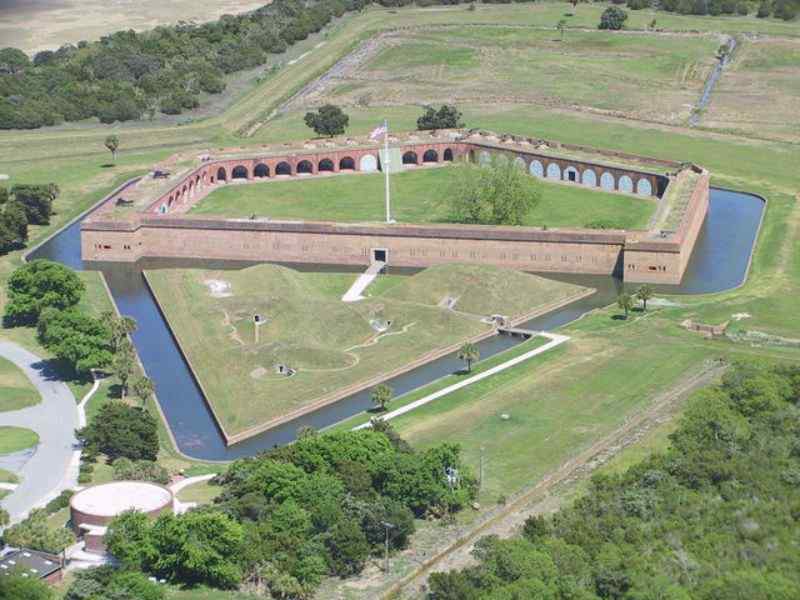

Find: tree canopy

[4,259,84,325]
[449,155,540,226]
[304,104,350,137]
[77,401,159,461]
[599,6,629,29]
[417,104,464,130]
[428,361,800,599]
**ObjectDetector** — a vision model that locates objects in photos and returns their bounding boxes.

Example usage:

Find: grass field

[191,166,656,229]
[702,37,800,142]
[0,426,39,455]
[301,26,719,126]
[145,263,586,436]
[0,356,40,412]
[0,467,18,483]
[176,480,222,504]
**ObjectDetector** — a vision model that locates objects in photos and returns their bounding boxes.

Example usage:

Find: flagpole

[383,119,392,224]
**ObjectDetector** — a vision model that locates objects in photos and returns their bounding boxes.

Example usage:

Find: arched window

[318,159,334,172]
[600,172,615,191]
[529,160,544,178]
[422,149,438,163]
[636,178,653,197]
[276,162,292,176]
[546,163,561,179]
[360,154,378,172]
[297,160,313,174]
[582,169,597,187]
[216,167,227,182]
[254,164,269,178]
[443,148,454,161]
[618,175,634,193]
[339,156,355,170]
[232,165,248,179]
[402,151,418,165]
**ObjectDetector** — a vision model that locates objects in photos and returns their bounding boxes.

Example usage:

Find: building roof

[0,548,62,579]
[70,480,173,517]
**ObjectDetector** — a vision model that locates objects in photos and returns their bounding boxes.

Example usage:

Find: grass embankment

[0,467,19,483]
[145,263,585,437]
[0,426,39,454]
[0,356,40,412]
[191,166,656,230]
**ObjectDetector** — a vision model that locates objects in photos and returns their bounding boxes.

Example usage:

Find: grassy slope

[190,166,656,229]
[0,356,40,412]
[145,263,582,435]
[0,426,39,454]
[383,264,588,316]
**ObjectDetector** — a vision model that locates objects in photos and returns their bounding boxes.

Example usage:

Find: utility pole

[383,119,393,224]
[382,521,394,574]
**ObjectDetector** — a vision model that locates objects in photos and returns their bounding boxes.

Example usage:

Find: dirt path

[386,360,726,599]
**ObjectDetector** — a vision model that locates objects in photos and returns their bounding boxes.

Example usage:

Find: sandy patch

[204,279,232,298]
[250,367,267,380]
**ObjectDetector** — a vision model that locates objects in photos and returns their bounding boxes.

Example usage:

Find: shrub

[112,457,170,484]
[45,489,74,514]
[757,0,771,16]
[3,508,74,553]
[417,104,464,130]
[627,0,651,9]
[599,6,628,29]
[304,104,349,137]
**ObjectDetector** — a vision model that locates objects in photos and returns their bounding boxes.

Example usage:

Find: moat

[29,187,764,461]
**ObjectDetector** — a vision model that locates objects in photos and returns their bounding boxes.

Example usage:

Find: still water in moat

[29,187,764,460]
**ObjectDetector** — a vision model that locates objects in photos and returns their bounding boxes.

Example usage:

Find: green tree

[77,401,159,461]
[113,338,136,398]
[417,104,464,130]
[599,6,628,29]
[2,508,75,553]
[557,18,568,41]
[0,506,9,527]
[37,307,113,374]
[451,155,540,226]
[132,375,155,407]
[4,260,84,325]
[0,573,53,600]
[636,284,655,311]
[371,383,393,412]
[103,310,137,352]
[325,517,371,576]
[148,511,246,588]
[0,47,30,74]
[64,566,165,600]
[457,342,480,373]
[104,134,120,162]
[105,510,157,570]
[304,104,349,137]
[617,292,634,319]
[11,184,57,225]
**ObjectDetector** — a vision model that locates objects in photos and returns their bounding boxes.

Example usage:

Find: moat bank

[28,187,764,461]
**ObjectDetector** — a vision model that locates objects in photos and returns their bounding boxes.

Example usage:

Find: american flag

[369,123,387,140]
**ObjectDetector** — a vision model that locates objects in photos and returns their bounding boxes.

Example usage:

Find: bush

[599,6,628,29]
[417,104,464,130]
[757,0,771,16]
[0,573,53,600]
[3,508,75,553]
[112,457,170,484]
[626,0,651,9]
[736,1,749,13]
[304,104,349,137]
[64,566,164,600]
[77,402,159,461]
[4,260,84,325]
[44,489,74,514]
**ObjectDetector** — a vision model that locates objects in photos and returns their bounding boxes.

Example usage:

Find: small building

[0,548,64,584]
[69,481,174,554]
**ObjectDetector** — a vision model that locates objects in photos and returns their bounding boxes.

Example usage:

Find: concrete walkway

[169,473,217,514]
[0,341,79,524]
[342,261,385,302]
[354,332,569,430]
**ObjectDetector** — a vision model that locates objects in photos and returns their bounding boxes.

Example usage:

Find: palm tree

[132,376,155,407]
[617,292,634,319]
[372,384,393,412]
[113,339,135,399]
[458,342,480,373]
[557,19,568,41]
[636,284,655,312]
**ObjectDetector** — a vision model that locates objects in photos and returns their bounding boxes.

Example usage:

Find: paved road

[0,341,79,524]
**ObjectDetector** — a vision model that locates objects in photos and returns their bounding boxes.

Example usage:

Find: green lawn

[191,166,656,230]
[0,356,40,412]
[0,467,18,483]
[145,263,586,438]
[176,480,222,505]
[0,426,39,454]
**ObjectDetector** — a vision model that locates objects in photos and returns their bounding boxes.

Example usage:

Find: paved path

[0,341,79,524]
[354,332,569,430]
[170,473,217,514]
[342,261,385,302]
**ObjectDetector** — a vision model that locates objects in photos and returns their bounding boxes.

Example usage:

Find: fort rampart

[81,131,709,285]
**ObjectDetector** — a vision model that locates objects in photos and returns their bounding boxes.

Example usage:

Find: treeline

[0,184,58,253]
[619,0,797,19]
[428,361,800,599]
[105,422,475,597]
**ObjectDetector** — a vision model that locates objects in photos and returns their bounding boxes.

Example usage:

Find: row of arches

[401,148,454,165]
[475,151,653,197]
[214,155,372,182]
